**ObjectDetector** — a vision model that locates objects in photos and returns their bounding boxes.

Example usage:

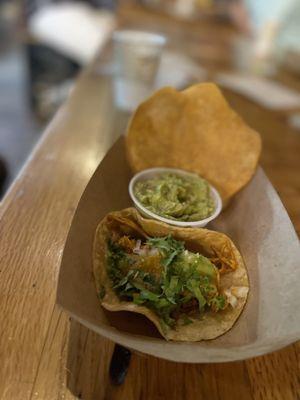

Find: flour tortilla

[93,208,249,341]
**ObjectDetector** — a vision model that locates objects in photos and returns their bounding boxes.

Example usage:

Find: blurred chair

[23,0,116,121]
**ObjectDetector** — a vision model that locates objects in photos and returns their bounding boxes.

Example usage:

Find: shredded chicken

[209,242,237,274]
[117,236,136,253]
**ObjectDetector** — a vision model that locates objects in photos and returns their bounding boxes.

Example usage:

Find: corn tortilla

[126,83,261,202]
[93,208,249,341]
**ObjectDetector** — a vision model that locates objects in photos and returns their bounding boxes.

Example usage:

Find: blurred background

[0,0,300,198]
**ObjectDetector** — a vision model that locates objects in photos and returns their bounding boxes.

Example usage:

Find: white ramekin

[129,167,222,228]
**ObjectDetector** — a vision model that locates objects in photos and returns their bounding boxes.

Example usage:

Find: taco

[93,208,249,341]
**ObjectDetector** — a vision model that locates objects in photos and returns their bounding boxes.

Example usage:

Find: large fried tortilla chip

[93,208,249,341]
[126,83,261,202]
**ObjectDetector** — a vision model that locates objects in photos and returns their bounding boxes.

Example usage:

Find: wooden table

[0,4,299,400]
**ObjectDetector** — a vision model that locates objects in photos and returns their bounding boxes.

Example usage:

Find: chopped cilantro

[147,235,184,267]
[106,234,227,329]
[209,295,227,311]
[98,286,106,300]
[182,315,193,325]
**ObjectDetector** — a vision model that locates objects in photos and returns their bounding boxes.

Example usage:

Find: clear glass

[112,30,166,112]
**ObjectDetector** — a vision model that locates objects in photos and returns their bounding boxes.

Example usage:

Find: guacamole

[134,172,215,221]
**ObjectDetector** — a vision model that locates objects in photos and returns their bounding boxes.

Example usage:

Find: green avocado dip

[134,172,215,222]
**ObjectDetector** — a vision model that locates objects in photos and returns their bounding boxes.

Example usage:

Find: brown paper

[57,136,300,363]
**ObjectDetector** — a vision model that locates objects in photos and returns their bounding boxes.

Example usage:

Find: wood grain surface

[0,3,299,400]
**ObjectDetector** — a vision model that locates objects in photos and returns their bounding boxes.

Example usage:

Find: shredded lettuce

[98,286,106,300]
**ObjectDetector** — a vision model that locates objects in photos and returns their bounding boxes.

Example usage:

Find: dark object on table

[109,344,132,385]
[26,44,80,121]
[0,158,8,199]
